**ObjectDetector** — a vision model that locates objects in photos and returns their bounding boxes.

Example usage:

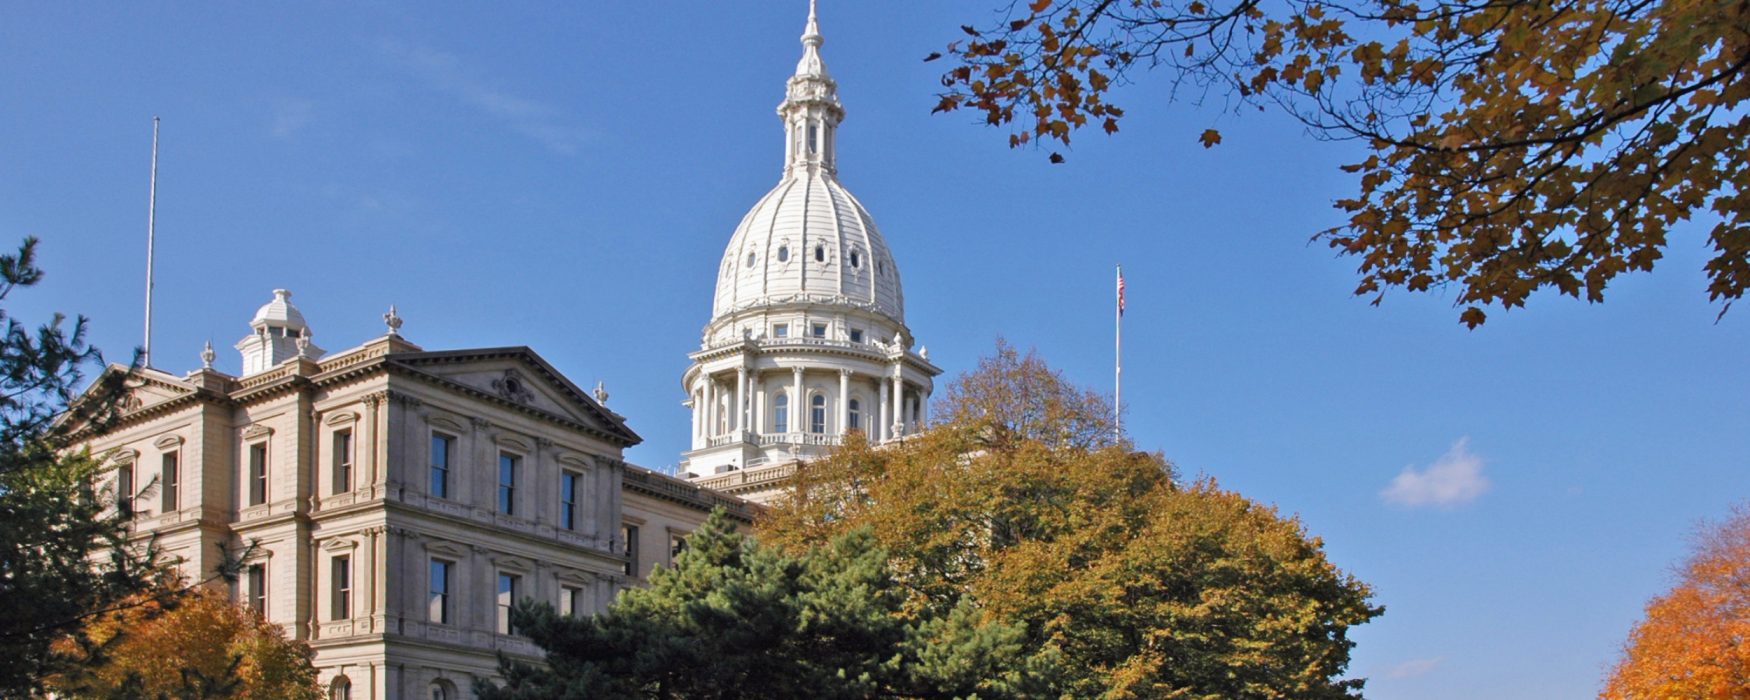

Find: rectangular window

[497,453,518,515]
[248,443,268,506]
[331,555,351,620]
[430,434,453,499]
[247,563,267,616]
[670,533,687,564]
[560,585,581,617]
[160,452,179,512]
[849,328,864,343]
[332,430,353,494]
[116,462,135,515]
[496,573,520,634]
[560,471,580,530]
[428,559,451,624]
[772,323,788,339]
[811,323,827,338]
[623,525,639,577]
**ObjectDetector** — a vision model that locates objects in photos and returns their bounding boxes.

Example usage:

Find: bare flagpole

[1115,264,1123,440]
[143,116,160,368]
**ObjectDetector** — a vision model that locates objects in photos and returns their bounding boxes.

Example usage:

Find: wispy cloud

[1384,656,1443,679]
[378,38,587,155]
[268,97,314,138]
[1381,437,1490,508]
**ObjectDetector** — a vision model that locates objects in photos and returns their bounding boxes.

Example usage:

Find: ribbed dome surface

[250,289,309,331]
[711,169,903,323]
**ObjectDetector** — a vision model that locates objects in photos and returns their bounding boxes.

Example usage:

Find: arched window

[850,249,860,268]
[778,245,789,262]
[814,245,826,263]
[429,680,456,700]
[810,394,827,434]
[745,251,756,267]
[848,398,861,431]
[329,677,352,700]
[773,393,789,434]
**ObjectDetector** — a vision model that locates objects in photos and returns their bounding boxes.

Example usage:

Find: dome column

[754,375,767,437]
[735,366,749,435]
[705,379,718,437]
[919,391,929,428]
[792,367,806,439]
[878,376,890,442]
[838,369,851,436]
[889,370,904,439]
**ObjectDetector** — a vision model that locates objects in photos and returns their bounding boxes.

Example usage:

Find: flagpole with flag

[1115,264,1124,439]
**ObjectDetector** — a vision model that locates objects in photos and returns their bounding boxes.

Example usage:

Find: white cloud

[378,38,587,155]
[1380,437,1490,508]
[1384,656,1443,679]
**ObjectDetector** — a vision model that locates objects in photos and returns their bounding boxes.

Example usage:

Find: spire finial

[200,340,215,369]
[803,0,821,47]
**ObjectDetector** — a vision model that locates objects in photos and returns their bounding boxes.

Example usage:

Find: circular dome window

[745,252,756,268]
[778,245,789,262]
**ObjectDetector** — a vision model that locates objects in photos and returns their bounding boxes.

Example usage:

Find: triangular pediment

[387,348,640,446]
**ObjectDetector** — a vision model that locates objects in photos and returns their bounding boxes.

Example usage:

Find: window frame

[428,559,452,624]
[332,429,353,495]
[623,524,640,577]
[430,433,453,499]
[560,470,580,531]
[160,451,179,513]
[497,453,520,515]
[246,563,268,616]
[496,572,521,635]
[773,392,789,433]
[810,394,827,434]
[331,555,352,621]
[247,442,269,506]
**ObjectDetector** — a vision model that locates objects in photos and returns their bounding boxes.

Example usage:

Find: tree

[0,236,162,695]
[760,342,1382,698]
[480,510,1040,700]
[44,584,321,700]
[1602,504,1750,699]
[932,1,1750,326]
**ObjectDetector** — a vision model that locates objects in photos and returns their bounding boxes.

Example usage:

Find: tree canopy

[1602,504,1750,698]
[932,0,1750,326]
[0,237,162,695]
[44,584,321,700]
[759,342,1381,697]
[481,510,1040,699]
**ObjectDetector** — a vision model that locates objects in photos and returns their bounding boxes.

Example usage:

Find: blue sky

[3,2,1745,697]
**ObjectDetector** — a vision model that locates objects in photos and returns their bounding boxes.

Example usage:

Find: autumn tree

[43,583,320,699]
[760,342,1381,697]
[1602,504,1750,699]
[0,236,165,695]
[480,510,1040,699]
[933,1,1750,326]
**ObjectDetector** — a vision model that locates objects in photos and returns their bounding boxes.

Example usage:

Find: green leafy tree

[0,236,164,695]
[933,1,1750,326]
[479,510,1042,699]
[760,342,1381,698]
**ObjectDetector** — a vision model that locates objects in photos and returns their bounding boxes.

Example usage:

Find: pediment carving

[492,369,535,405]
[241,424,273,440]
[427,414,466,434]
[324,410,360,426]
[424,540,467,558]
[153,434,185,450]
[321,537,359,552]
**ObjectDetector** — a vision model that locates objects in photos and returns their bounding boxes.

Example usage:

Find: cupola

[235,289,324,375]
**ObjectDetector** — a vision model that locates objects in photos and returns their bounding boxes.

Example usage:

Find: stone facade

[77,314,752,699]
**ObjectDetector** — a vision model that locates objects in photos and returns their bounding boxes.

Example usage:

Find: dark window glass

[810,394,827,434]
[774,394,788,433]
[496,573,520,634]
[247,564,267,615]
[428,560,451,623]
[623,525,639,577]
[849,399,861,431]
[117,463,134,515]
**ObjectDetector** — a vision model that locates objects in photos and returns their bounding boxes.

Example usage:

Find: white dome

[711,170,903,323]
[250,289,309,331]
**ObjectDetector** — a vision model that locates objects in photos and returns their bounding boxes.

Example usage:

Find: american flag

[1117,266,1126,316]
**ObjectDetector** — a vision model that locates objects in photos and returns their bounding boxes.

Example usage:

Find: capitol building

[75,5,936,698]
